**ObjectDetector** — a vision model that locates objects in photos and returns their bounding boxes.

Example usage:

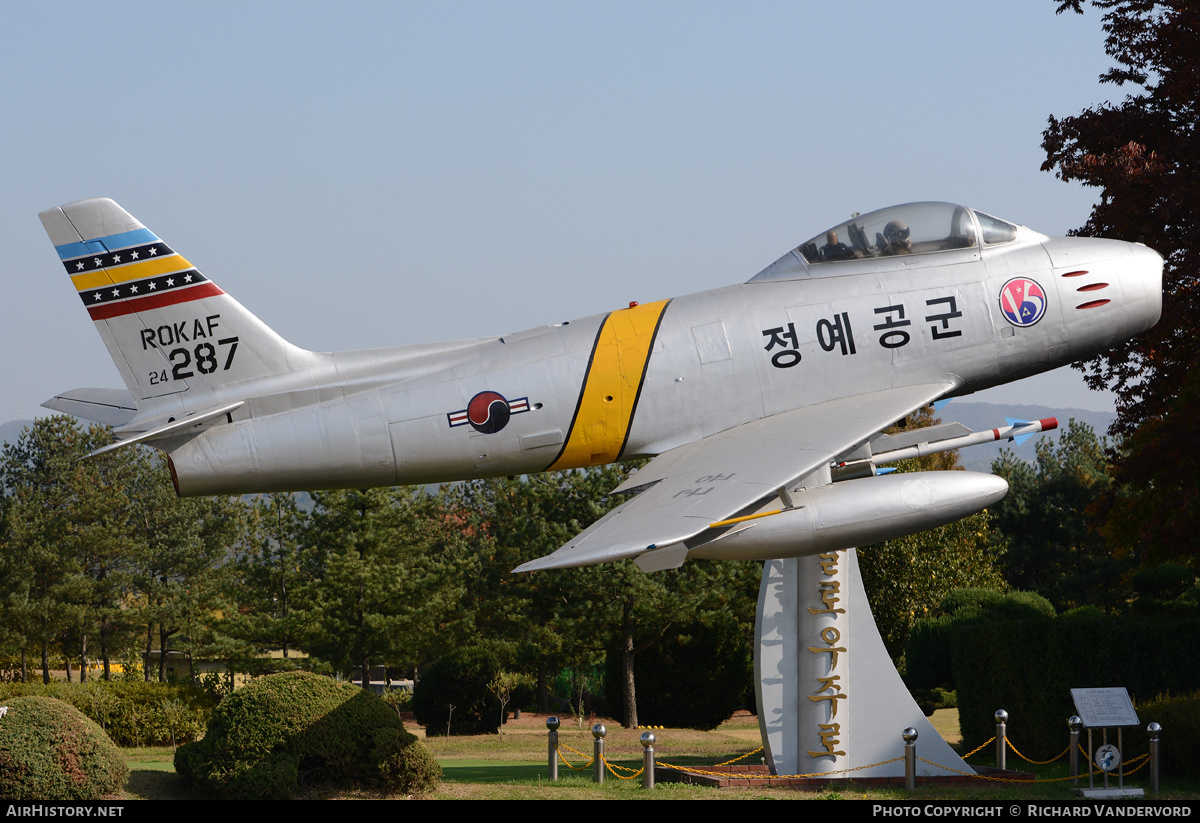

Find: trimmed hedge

[953,618,1200,760]
[0,680,213,747]
[175,671,439,798]
[906,589,1054,691]
[938,588,1056,621]
[0,696,128,800]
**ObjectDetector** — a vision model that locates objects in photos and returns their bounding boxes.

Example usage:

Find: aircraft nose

[1043,236,1164,337]
[1130,241,1164,330]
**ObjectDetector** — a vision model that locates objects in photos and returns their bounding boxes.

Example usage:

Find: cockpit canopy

[750,202,1020,282]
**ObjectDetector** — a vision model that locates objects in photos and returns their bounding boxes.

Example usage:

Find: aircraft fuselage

[158,221,1160,496]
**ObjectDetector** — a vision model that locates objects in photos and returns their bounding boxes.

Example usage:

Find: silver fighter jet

[40,198,1162,572]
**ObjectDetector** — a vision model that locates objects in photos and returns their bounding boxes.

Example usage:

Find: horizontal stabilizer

[42,387,137,427]
[86,400,245,458]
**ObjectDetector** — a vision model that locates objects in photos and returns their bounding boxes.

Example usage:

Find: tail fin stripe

[71,253,194,292]
[41,197,301,406]
[60,240,177,275]
[85,279,223,321]
[54,229,161,261]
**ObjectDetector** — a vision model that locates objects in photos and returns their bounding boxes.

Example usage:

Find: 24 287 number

[154,336,240,382]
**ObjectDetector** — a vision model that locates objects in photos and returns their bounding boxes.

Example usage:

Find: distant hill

[0,419,35,447]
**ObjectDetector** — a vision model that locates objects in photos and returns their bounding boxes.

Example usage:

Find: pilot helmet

[883,220,910,244]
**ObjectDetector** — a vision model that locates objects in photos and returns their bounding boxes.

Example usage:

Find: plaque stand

[1070,687,1144,799]
[755,550,972,778]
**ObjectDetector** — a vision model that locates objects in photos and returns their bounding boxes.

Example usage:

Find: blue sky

[2,1,1124,422]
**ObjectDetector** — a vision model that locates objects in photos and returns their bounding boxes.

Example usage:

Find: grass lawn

[118,709,1200,800]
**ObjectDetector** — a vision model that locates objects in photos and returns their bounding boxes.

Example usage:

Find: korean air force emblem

[447,391,530,434]
[999,277,1047,327]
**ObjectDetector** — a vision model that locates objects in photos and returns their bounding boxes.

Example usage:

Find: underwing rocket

[39,198,1162,572]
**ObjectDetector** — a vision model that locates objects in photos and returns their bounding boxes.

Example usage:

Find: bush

[175,671,439,798]
[413,648,502,736]
[910,687,956,717]
[937,588,1055,621]
[0,696,128,800]
[0,680,213,747]
[1131,564,1196,600]
[1060,605,1107,619]
[1129,564,1200,617]
[1125,691,1200,778]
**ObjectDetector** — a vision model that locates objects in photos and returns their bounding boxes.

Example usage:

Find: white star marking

[129,284,138,293]
[148,247,158,255]
[94,258,103,267]
[147,281,157,290]
[111,289,120,297]
[166,278,174,286]
[93,293,103,301]
[76,262,84,271]
[131,251,139,259]
[112,254,121,263]
[184,274,193,283]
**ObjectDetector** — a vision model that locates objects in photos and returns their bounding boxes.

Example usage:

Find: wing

[512,382,953,573]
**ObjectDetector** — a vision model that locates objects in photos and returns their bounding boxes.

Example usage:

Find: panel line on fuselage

[546,299,672,471]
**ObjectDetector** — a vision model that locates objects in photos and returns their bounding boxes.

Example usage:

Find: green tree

[990,420,1131,613]
[222,493,315,671]
[448,468,633,710]
[859,512,1004,664]
[123,450,241,684]
[593,557,759,728]
[449,467,760,728]
[1097,365,1200,562]
[858,407,1007,662]
[0,418,124,683]
[304,487,475,686]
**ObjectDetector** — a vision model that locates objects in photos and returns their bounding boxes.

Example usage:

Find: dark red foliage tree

[1043,0,1200,438]
[1043,1,1200,561]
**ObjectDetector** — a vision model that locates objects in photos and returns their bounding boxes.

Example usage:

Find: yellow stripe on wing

[548,299,670,471]
[70,255,194,291]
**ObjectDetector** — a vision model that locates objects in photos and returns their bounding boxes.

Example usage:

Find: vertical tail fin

[40,198,304,405]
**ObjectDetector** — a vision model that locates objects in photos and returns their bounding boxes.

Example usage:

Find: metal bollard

[1069,716,1083,784]
[1148,722,1161,794]
[592,723,607,784]
[903,727,917,792]
[546,716,560,781]
[641,731,656,789]
[995,710,1008,771]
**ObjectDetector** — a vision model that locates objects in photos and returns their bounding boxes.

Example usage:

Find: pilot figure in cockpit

[877,220,912,255]
[820,230,857,262]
